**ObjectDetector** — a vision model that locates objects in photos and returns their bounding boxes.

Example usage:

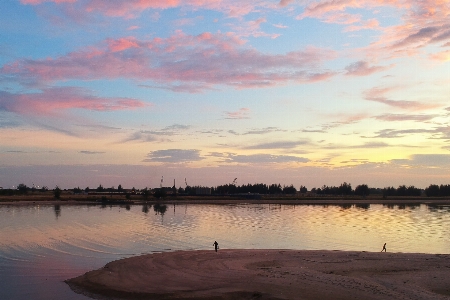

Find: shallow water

[0,203,449,299]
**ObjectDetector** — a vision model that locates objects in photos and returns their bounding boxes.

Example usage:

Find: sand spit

[66,249,450,300]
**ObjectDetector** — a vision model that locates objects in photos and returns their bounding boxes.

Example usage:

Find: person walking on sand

[381,243,387,252]
[213,241,219,252]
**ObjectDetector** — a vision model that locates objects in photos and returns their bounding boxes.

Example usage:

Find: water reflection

[153,203,167,215]
[54,204,61,219]
[338,204,352,209]
[142,204,150,214]
[0,203,449,300]
[355,204,370,210]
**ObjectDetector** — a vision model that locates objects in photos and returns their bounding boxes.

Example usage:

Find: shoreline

[1,197,450,206]
[66,249,450,300]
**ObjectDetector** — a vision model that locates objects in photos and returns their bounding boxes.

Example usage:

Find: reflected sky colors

[1,1,450,189]
[0,203,449,299]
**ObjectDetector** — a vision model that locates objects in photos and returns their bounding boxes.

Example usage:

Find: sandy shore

[66,249,450,300]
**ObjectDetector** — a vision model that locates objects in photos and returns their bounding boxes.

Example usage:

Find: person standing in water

[213,241,219,252]
[381,243,387,252]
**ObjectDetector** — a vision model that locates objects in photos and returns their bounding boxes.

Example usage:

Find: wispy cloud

[345,61,391,76]
[364,86,440,111]
[243,140,309,150]
[144,149,204,163]
[20,0,286,19]
[79,151,106,155]
[123,124,191,143]
[225,153,309,164]
[0,88,146,117]
[391,154,450,167]
[1,32,337,93]
[323,142,389,150]
[224,108,250,119]
[371,128,435,139]
[374,114,438,122]
[243,127,285,135]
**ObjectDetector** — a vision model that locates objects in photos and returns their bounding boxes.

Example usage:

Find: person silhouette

[213,241,219,252]
[381,243,386,252]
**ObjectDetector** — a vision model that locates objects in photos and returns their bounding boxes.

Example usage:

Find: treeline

[382,185,422,197]
[3,182,450,198]
[211,183,300,195]
[424,184,450,197]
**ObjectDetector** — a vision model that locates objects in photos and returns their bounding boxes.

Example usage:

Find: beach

[66,249,450,300]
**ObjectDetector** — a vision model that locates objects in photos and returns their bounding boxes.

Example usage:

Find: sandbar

[66,249,450,300]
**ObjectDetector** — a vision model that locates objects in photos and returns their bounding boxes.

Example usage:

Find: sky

[0,0,449,190]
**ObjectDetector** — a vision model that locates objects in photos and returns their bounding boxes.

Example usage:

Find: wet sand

[66,249,450,300]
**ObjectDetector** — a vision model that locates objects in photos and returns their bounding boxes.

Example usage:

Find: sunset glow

[1,0,449,189]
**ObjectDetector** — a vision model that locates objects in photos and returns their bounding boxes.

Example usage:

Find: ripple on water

[0,203,449,300]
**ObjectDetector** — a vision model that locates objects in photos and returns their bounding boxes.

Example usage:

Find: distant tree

[96,184,104,192]
[117,184,123,193]
[141,188,150,199]
[283,185,297,194]
[397,185,407,196]
[338,182,352,195]
[184,186,195,195]
[54,186,62,199]
[406,185,421,196]
[268,184,282,194]
[440,184,450,197]
[40,186,49,192]
[383,186,397,198]
[354,184,369,197]
[153,188,167,199]
[85,186,89,193]
[17,183,28,194]
[73,187,82,194]
[299,185,307,193]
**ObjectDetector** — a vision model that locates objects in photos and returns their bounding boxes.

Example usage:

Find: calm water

[0,203,449,300]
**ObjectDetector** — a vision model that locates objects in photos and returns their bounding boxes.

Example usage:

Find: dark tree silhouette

[54,186,61,199]
[354,184,369,197]
[153,188,167,199]
[17,183,28,194]
[283,185,297,194]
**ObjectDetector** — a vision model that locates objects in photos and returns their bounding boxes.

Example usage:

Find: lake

[0,203,449,299]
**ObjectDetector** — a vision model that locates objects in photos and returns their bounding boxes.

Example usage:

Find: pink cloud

[295,1,450,61]
[107,37,140,52]
[273,23,288,29]
[0,87,146,117]
[374,113,438,122]
[279,0,293,7]
[1,32,337,92]
[20,0,277,19]
[345,60,391,76]
[224,108,251,119]
[364,86,440,111]
[430,50,450,61]
[344,18,380,32]
[21,0,76,3]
